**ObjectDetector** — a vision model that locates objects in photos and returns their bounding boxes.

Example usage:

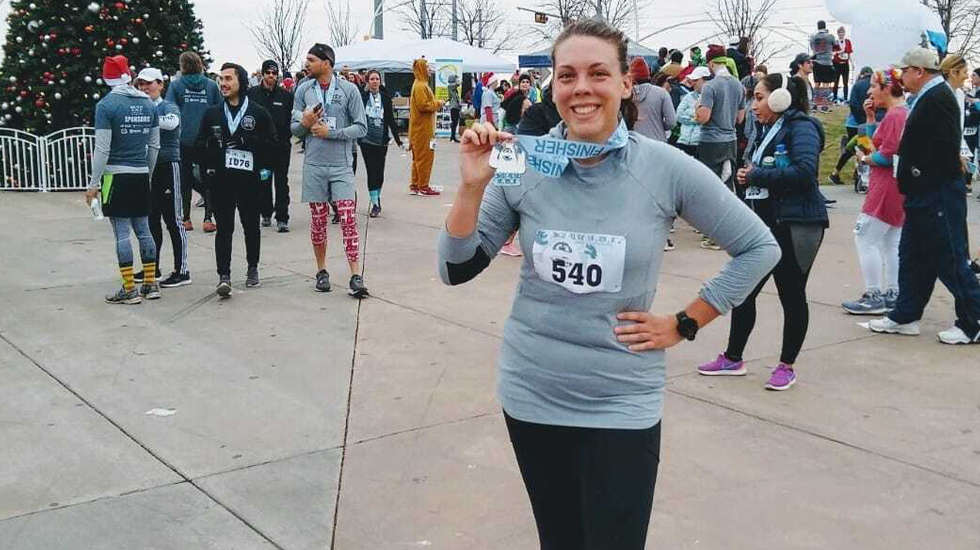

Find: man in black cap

[790,53,814,106]
[195,63,278,298]
[248,59,295,232]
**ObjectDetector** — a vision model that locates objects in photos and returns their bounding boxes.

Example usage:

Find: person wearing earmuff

[697,73,828,391]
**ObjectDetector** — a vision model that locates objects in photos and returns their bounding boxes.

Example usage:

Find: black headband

[309,44,335,65]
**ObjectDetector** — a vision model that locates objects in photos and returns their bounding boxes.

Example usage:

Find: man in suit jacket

[869,47,980,345]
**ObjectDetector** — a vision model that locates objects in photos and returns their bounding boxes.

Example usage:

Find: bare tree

[247,0,311,73]
[527,0,647,44]
[456,0,522,53]
[325,0,357,47]
[706,0,778,66]
[922,0,980,58]
[397,0,450,39]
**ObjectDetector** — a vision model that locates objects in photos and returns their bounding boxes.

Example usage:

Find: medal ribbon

[513,119,630,178]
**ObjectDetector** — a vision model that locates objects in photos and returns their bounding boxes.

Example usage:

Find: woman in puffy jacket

[698,73,828,391]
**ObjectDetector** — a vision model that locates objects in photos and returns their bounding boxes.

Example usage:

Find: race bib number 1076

[531,230,626,294]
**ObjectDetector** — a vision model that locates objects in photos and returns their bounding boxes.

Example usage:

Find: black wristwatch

[675,311,699,341]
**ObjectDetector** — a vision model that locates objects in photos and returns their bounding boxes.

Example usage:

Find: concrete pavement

[1,139,979,549]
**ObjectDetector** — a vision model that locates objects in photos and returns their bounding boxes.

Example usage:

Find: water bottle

[775,144,790,168]
[857,161,870,193]
[90,197,104,220]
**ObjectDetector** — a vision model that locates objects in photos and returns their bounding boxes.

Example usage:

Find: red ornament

[19,90,28,98]
[35,100,45,108]
[71,48,80,56]
[49,33,57,40]
[119,38,128,45]
[134,18,142,24]
[114,2,124,9]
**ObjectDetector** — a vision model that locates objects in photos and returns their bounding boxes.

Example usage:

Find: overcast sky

[2,0,837,74]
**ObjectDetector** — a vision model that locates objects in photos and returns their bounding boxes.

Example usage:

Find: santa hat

[102,55,131,86]
[629,57,651,83]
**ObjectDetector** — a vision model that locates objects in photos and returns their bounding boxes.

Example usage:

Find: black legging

[505,411,661,550]
[833,63,850,101]
[179,145,212,223]
[726,221,824,365]
[359,143,388,194]
[835,126,860,172]
[450,107,461,140]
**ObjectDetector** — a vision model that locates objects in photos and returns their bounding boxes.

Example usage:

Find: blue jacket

[746,109,829,227]
[165,74,221,146]
[848,76,872,126]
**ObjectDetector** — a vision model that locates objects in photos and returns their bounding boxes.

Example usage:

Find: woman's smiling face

[551,35,632,143]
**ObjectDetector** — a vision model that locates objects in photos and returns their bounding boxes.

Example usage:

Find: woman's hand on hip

[615,311,684,351]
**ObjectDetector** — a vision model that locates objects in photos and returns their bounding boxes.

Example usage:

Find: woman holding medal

[699,73,829,390]
[438,19,781,549]
[359,70,404,218]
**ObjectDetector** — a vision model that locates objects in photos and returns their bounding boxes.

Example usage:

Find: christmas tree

[0,0,210,135]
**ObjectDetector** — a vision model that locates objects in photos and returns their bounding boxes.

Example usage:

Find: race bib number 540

[531,230,626,294]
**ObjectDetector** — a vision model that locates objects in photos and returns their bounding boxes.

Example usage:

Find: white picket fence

[0,127,96,191]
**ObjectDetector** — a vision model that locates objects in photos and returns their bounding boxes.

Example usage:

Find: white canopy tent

[333,38,516,74]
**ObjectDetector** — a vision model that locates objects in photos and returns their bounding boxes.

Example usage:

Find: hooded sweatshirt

[409,58,441,144]
[631,83,677,142]
[437,124,781,429]
[165,73,221,147]
[88,84,160,188]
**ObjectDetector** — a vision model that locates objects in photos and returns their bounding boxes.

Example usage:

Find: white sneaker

[937,326,980,345]
[868,317,921,336]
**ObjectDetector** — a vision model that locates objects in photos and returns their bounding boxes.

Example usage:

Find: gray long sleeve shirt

[88,85,160,189]
[438,127,781,429]
[632,83,677,142]
[291,76,367,168]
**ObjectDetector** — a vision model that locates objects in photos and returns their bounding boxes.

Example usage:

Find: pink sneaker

[765,363,796,391]
[500,241,522,257]
[698,354,746,376]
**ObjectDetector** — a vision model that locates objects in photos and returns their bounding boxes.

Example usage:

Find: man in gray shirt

[809,20,839,109]
[696,47,746,188]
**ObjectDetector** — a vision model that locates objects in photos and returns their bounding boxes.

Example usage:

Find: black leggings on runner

[834,63,850,101]
[505,411,661,550]
[726,223,824,365]
[359,143,389,194]
[835,126,860,173]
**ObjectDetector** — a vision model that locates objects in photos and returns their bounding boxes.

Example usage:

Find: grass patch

[814,105,850,185]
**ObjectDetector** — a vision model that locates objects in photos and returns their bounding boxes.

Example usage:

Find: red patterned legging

[309,200,359,263]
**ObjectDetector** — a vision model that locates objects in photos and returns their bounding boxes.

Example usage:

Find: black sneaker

[160,271,192,288]
[277,221,290,233]
[315,269,331,292]
[106,287,141,305]
[261,217,272,227]
[971,260,980,276]
[133,269,161,284]
[348,274,369,298]
[369,204,381,218]
[217,276,232,298]
[828,173,844,186]
[140,283,161,300]
[246,267,260,288]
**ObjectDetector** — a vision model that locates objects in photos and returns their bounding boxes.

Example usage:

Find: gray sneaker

[277,221,289,233]
[348,274,369,298]
[106,287,141,305]
[246,267,260,288]
[216,275,232,298]
[140,283,161,300]
[883,289,899,310]
[842,291,887,315]
[315,269,331,293]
